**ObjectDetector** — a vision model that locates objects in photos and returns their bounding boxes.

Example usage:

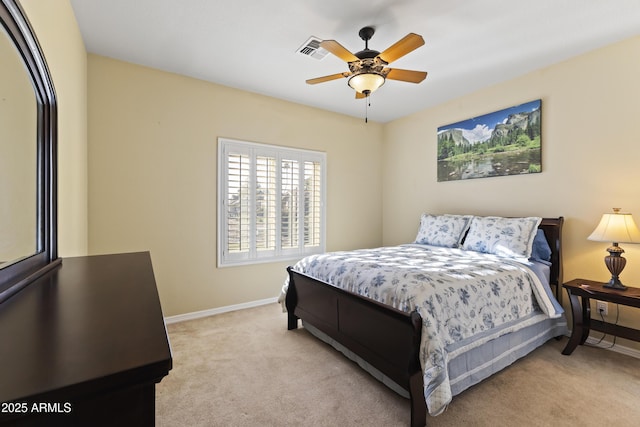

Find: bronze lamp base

[604,243,627,290]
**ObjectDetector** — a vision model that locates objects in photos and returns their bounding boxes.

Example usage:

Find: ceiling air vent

[297,36,328,60]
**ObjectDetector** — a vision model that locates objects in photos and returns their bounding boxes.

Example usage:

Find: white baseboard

[564,329,640,359]
[164,297,278,324]
[584,335,640,359]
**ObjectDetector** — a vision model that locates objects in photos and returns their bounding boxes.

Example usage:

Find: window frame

[217,137,326,267]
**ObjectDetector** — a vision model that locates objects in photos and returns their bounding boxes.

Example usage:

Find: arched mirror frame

[0,0,59,304]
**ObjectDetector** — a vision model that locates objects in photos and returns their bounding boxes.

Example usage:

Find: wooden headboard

[539,217,564,302]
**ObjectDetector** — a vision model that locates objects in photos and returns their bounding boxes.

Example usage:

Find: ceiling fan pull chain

[365,93,373,123]
[365,94,368,123]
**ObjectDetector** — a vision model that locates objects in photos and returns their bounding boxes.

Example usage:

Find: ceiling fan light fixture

[348,72,385,95]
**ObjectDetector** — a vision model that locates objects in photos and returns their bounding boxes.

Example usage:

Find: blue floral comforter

[286,244,563,415]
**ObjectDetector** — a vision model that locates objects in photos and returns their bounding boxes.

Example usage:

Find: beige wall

[21,0,88,257]
[383,35,640,350]
[87,55,383,316]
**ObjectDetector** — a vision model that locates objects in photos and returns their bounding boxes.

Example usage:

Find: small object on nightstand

[578,283,595,294]
[587,208,640,290]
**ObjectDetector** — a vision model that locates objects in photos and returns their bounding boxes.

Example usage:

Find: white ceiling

[69,0,640,123]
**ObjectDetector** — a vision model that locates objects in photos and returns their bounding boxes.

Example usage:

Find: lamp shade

[587,209,640,243]
[348,72,385,94]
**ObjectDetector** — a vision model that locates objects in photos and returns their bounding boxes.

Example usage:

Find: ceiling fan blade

[306,72,350,85]
[378,33,425,64]
[320,40,359,62]
[355,91,367,99]
[385,68,428,83]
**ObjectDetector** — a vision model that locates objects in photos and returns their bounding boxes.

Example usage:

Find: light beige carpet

[156,304,640,426]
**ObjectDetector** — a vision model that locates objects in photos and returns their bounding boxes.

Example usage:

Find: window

[218,138,326,266]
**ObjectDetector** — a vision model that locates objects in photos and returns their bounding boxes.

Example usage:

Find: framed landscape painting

[437,99,541,182]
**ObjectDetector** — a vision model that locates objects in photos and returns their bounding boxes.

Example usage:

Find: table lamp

[588,208,640,290]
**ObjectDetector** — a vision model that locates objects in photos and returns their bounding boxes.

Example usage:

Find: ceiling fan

[306,26,428,99]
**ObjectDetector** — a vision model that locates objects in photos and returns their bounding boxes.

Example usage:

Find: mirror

[0,23,38,267]
[0,0,59,303]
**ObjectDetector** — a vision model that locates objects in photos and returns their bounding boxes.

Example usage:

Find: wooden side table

[562,278,640,355]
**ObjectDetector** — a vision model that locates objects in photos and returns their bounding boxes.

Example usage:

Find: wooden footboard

[286,267,426,427]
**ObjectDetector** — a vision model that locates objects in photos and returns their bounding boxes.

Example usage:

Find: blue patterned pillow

[414,214,473,248]
[462,216,542,258]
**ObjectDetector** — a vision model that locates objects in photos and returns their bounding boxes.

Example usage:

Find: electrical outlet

[596,301,608,316]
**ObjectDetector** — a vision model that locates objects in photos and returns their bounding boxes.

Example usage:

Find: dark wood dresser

[0,252,172,426]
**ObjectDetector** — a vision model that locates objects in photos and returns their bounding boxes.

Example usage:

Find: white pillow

[414,214,473,248]
[462,216,542,258]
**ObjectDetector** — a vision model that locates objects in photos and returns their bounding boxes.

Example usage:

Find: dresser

[0,252,172,426]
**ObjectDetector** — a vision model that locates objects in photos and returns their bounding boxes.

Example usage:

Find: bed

[282,215,566,427]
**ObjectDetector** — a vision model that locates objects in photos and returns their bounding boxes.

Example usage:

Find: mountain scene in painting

[437,100,541,181]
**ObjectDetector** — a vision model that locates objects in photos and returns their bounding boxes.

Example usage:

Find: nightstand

[562,278,640,355]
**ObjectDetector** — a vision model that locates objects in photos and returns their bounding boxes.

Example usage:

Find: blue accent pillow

[530,229,552,262]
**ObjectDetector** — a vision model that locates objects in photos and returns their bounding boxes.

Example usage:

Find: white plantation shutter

[218,138,326,266]
[256,156,276,252]
[226,152,250,254]
[281,158,299,250]
[304,161,322,248]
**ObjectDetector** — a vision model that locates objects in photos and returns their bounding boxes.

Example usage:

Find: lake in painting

[437,148,541,181]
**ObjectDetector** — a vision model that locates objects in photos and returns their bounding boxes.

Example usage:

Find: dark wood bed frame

[285,217,564,427]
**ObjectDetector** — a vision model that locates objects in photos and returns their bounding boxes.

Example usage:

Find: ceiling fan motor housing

[348,56,387,76]
[354,48,381,60]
